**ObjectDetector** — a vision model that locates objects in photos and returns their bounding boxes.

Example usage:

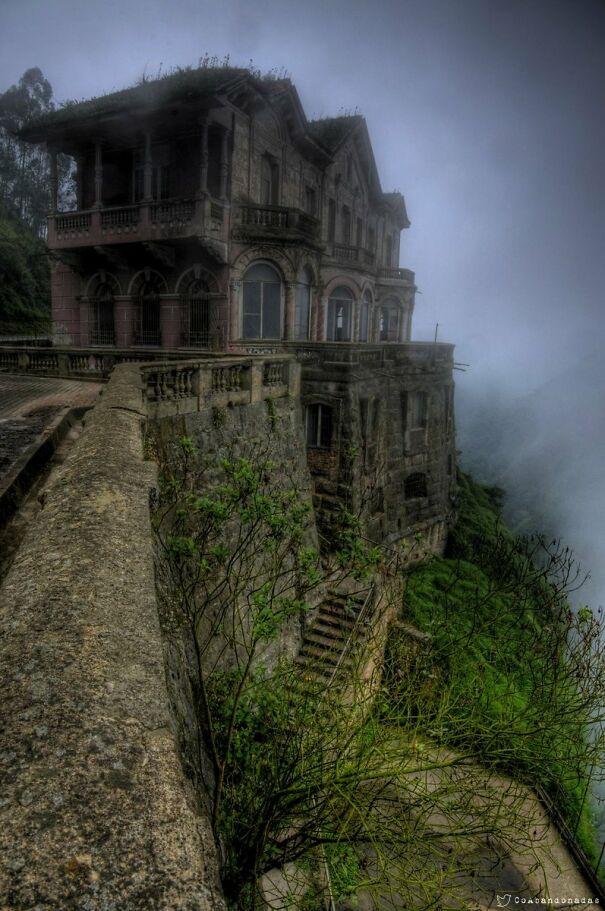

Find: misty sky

[2,0,605,392]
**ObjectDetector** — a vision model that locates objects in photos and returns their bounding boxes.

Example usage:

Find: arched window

[385,235,393,268]
[405,473,428,500]
[134,274,162,346]
[359,289,372,342]
[294,267,313,340]
[327,286,353,342]
[242,263,282,339]
[182,278,212,347]
[306,403,332,448]
[379,304,399,342]
[90,281,114,346]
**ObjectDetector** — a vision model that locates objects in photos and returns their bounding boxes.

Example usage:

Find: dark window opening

[341,205,351,244]
[306,403,333,448]
[356,217,363,248]
[294,267,313,340]
[261,155,279,206]
[385,235,393,268]
[410,391,428,429]
[304,185,317,217]
[134,275,163,346]
[405,473,428,500]
[327,286,353,341]
[182,278,212,347]
[328,198,336,241]
[90,282,114,346]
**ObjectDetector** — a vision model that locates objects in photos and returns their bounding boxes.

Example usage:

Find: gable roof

[307,115,363,153]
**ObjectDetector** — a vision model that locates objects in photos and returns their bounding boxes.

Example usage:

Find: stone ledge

[0,365,224,910]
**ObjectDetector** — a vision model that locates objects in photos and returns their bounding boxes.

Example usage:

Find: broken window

[327,286,353,341]
[405,473,428,499]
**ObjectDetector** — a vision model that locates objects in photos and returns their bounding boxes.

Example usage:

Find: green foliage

[0,216,50,329]
[384,471,604,863]
[0,67,74,236]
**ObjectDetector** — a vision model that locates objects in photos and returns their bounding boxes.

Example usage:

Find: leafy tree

[0,216,50,330]
[0,67,74,236]
[153,429,605,909]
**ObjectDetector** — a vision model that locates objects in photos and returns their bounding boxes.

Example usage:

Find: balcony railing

[328,244,376,269]
[49,196,226,248]
[235,205,320,242]
[379,267,415,283]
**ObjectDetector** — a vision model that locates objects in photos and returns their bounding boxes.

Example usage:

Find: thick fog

[1,0,604,604]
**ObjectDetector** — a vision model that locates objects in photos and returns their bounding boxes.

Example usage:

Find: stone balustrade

[48,195,227,249]
[141,355,296,418]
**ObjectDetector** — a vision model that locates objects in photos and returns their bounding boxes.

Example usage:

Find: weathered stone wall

[300,347,456,549]
[152,393,318,667]
[0,365,225,910]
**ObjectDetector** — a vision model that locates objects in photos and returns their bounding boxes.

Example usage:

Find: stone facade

[21,65,456,547]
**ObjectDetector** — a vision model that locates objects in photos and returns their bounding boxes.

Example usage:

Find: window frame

[242,263,283,340]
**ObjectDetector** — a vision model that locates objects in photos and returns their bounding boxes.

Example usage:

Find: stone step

[299,646,352,671]
[310,622,349,641]
[303,631,347,650]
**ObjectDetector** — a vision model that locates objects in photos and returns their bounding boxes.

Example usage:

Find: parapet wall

[0,364,225,910]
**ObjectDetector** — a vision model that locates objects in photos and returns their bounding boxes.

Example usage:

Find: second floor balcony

[232,204,320,245]
[48,196,227,250]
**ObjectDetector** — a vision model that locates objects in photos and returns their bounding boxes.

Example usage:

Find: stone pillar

[198,117,209,195]
[310,288,319,341]
[49,149,58,213]
[219,129,230,200]
[318,296,329,341]
[229,280,241,344]
[143,132,153,202]
[114,296,134,349]
[76,154,85,210]
[93,141,103,209]
[160,295,182,350]
[353,298,360,342]
[79,297,90,346]
[284,282,296,340]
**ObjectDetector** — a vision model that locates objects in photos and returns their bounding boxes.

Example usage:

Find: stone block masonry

[0,365,225,910]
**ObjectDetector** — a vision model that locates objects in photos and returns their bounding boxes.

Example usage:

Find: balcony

[378,266,415,285]
[48,197,227,250]
[232,205,320,245]
[324,243,376,271]
[285,341,455,370]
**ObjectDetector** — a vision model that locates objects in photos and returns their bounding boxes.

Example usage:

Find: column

[219,129,230,200]
[284,282,296,340]
[93,141,103,209]
[143,132,153,202]
[229,280,241,344]
[49,149,58,213]
[318,296,329,341]
[114,296,134,349]
[76,154,85,210]
[160,295,182,350]
[198,117,209,195]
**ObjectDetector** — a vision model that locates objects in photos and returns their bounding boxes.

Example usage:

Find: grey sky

[1,0,604,391]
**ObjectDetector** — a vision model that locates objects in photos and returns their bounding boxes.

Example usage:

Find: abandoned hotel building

[18,66,457,547]
[0,66,461,908]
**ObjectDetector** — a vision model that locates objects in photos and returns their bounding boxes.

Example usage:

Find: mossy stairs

[297,589,369,682]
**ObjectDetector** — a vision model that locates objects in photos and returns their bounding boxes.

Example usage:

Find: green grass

[384,471,599,864]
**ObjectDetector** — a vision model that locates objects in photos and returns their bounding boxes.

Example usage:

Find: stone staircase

[297,588,371,683]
